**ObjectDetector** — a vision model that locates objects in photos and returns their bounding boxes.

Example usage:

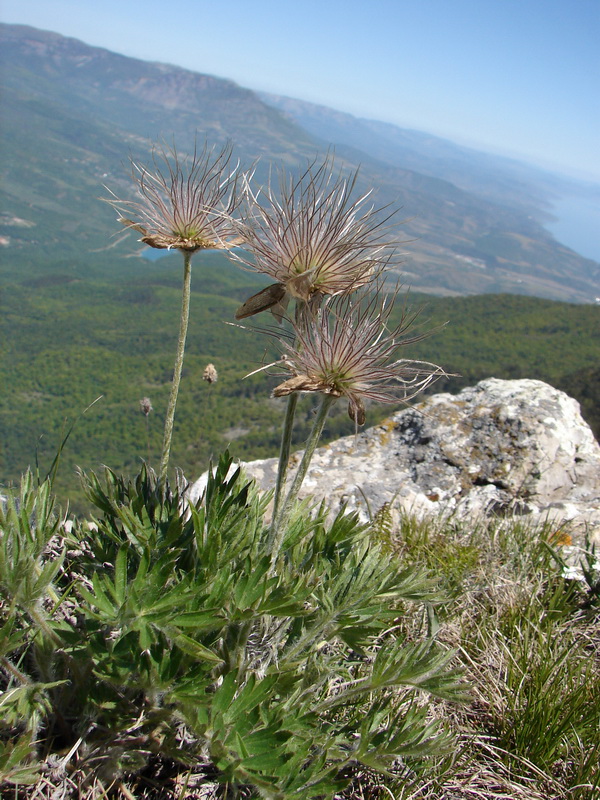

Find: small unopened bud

[139,397,153,416]
[203,363,218,384]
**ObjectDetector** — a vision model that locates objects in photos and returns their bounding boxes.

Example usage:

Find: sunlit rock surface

[190,379,600,543]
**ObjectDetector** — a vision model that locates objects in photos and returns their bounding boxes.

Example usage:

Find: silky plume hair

[107,140,244,251]
[233,157,400,319]
[271,287,445,425]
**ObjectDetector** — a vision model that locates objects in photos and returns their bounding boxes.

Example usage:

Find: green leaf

[213,672,238,713]
[137,623,153,651]
[132,548,150,588]
[92,572,119,613]
[167,610,224,629]
[141,578,196,614]
[0,619,27,659]
[78,580,114,617]
[113,544,128,605]
[241,726,292,755]
[241,750,287,773]
[170,631,223,663]
[234,731,250,759]
[225,675,279,719]
[0,736,40,786]
[32,550,64,596]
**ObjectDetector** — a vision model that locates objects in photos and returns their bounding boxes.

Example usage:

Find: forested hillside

[2,250,598,512]
[2,23,599,512]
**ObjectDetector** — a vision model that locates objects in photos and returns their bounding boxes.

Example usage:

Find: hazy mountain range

[1,22,599,302]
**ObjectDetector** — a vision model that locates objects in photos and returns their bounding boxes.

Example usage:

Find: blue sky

[2,0,599,182]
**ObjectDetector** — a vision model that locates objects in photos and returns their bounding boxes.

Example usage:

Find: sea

[545,193,600,263]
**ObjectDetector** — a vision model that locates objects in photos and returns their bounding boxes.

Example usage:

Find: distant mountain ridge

[1,23,599,302]
[257,92,573,217]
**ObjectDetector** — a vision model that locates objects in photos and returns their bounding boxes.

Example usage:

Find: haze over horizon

[1,0,599,184]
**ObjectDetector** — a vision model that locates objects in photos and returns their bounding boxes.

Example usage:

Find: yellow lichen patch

[551,529,573,547]
[377,417,397,446]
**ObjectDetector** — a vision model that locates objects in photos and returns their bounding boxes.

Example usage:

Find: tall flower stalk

[265,290,445,560]
[269,392,299,531]
[108,140,243,482]
[159,249,192,481]
[233,156,402,537]
[267,393,335,562]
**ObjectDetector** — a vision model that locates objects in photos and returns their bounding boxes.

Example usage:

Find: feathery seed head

[234,157,398,319]
[202,363,218,384]
[139,397,153,416]
[108,140,243,252]
[272,289,445,425]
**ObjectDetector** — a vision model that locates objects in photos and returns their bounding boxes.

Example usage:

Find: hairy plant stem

[267,300,309,547]
[145,415,151,465]
[28,604,64,647]
[268,393,299,545]
[269,394,336,569]
[1,655,32,685]
[159,250,193,483]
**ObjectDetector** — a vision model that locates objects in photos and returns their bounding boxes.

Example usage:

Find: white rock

[189,379,600,545]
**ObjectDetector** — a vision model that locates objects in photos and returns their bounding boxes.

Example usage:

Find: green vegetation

[2,35,598,796]
[1,114,599,797]
[1,457,598,798]
[2,21,600,305]
[0,458,463,798]
[382,512,600,799]
[2,251,598,512]
[398,292,600,402]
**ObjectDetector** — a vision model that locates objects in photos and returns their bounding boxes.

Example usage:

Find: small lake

[545,193,600,263]
[141,248,173,261]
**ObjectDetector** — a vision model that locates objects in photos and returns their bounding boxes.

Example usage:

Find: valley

[1,22,599,511]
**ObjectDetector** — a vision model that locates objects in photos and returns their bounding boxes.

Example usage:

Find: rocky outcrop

[190,379,600,544]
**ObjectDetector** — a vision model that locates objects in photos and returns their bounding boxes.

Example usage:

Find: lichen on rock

[189,379,600,547]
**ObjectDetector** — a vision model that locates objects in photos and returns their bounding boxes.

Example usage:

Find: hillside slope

[1,23,599,301]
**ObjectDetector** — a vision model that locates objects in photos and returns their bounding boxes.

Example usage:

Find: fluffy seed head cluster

[202,363,218,384]
[139,397,153,416]
[108,141,243,251]
[234,158,397,319]
[111,141,445,437]
[272,290,445,425]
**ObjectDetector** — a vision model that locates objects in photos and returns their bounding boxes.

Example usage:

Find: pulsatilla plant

[107,140,244,483]
[230,156,433,545]
[262,288,445,562]
[109,140,243,252]
[229,156,444,556]
[273,289,443,427]
[0,148,461,798]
